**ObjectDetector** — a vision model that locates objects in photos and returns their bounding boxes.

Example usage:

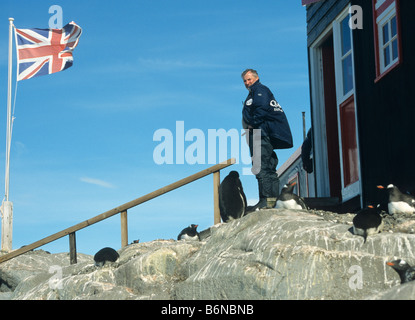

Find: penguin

[219,171,247,222]
[352,205,383,243]
[377,184,415,214]
[386,259,415,284]
[94,247,119,267]
[275,182,308,210]
[177,224,200,241]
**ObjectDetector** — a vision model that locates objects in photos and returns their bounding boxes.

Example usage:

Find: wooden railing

[0,158,236,264]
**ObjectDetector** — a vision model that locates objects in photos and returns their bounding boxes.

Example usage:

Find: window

[333,7,361,197]
[333,10,355,102]
[373,0,402,81]
[288,174,299,195]
[381,15,398,68]
[340,14,354,96]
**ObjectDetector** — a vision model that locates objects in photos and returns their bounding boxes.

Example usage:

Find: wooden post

[213,171,221,224]
[69,232,77,265]
[1,201,13,252]
[121,210,128,247]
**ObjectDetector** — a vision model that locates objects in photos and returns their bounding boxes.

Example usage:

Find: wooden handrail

[0,158,235,264]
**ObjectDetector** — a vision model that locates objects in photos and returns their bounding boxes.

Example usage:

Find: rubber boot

[267,173,280,208]
[257,174,280,209]
[262,176,278,208]
[247,178,267,212]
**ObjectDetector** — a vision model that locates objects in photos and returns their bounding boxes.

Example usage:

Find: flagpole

[1,17,14,252]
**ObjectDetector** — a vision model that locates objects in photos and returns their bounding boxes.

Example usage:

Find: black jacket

[242,80,293,149]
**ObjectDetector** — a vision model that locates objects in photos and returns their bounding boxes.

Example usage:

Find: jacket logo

[270,100,283,112]
[246,98,253,106]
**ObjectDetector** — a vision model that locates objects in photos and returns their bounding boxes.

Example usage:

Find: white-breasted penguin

[177,224,200,241]
[94,247,119,267]
[219,171,247,222]
[377,184,415,214]
[352,205,383,243]
[276,182,308,210]
[386,259,415,284]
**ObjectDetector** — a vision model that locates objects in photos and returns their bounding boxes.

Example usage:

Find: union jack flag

[15,21,82,81]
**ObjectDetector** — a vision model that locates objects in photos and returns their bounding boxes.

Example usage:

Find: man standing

[242,69,293,210]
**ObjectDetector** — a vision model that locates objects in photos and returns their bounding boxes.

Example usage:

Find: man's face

[243,72,258,89]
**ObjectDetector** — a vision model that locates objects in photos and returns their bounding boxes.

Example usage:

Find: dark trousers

[248,130,280,199]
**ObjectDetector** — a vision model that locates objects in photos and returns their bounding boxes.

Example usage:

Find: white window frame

[333,7,361,202]
[377,3,399,74]
[308,28,332,198]
[333,10,355,105]
[308,6,362,204]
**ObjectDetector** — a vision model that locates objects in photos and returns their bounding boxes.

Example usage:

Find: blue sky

[0,0,310,255]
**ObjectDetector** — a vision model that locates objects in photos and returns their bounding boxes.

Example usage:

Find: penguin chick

[219,171,247,222]
[94,247,119,267]
[377,184,415,214]
[386,259,415,284]
[352,205,383,243]
[276,182,308,210]
[177,224,200,241]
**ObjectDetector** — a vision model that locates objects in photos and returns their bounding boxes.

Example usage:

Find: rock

[0,250,92,294]
[173,210,415,299]
[368,281,415,300]
[114,240,202,299]
[0,209,414,300]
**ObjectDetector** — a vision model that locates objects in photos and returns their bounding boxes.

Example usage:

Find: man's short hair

[241,69,259,79]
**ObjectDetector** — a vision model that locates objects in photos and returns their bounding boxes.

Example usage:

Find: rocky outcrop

[1,209,414,300]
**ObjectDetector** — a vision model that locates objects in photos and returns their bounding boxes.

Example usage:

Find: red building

[281,0,415,211]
